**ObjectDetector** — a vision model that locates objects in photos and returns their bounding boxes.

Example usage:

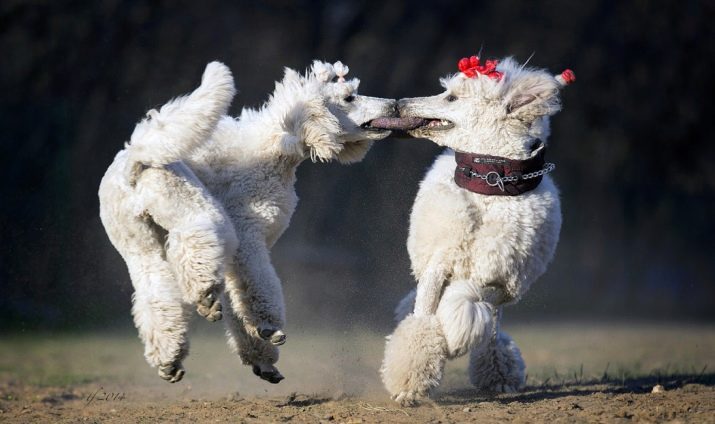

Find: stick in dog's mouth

[360,119,393,132]
[366,117,454,132]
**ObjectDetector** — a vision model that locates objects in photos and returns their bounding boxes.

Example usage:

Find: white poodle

[99,60,396,384]
[380,55,575,405]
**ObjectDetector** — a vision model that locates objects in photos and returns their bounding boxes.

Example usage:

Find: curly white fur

[99,60,395,384]
[381,57,570,404]
[381,314,446,406]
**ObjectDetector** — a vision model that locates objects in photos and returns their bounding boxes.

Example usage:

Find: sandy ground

[0,322,713,423]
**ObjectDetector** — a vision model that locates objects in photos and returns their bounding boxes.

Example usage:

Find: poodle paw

[470,332,526,394]
[196,290,222,322]
[158,363,185,383]
[258,327,286,346]
[392,390,422,407]
[252,364,284,384]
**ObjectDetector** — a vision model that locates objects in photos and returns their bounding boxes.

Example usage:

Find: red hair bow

[458,56,503,81]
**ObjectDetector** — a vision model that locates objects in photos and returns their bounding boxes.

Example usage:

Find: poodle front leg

[468,308,526,393]
[128,257,192,383]
[230,237,286,346]
[381,262,449,406]
[137,164,238,322]
[381,314,446,406]
[222,269,284,384]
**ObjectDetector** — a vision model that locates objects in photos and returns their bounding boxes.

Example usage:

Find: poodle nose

[396,99,409,115]
[390,99,399,116]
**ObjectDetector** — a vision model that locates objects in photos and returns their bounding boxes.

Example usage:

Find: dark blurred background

[1,0,713,331]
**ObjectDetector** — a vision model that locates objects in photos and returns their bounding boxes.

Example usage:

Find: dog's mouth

[360,119,393,132]
[408,117,454,132]
[365,117,454,132]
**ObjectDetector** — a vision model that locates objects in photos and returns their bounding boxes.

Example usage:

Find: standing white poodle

[380,55,574,405]
[99,60,396,384]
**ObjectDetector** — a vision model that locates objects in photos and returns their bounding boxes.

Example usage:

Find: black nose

[390,99,399,116]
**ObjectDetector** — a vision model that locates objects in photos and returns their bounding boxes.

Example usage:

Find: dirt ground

[1,323,713,423]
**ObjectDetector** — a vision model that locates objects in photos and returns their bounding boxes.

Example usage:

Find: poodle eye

[446,94,458,102]
[344,95,355,103]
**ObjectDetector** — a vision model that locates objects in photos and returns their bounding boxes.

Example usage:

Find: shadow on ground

[442,371,715,406]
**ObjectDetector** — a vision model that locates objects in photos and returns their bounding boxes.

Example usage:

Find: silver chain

[458,163,555,192]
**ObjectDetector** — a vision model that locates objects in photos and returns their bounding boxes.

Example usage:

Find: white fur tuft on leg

[222,276,285,384]
[436,282,495,358]
[164,219,232,306]
[135,163,237,321]
[469,330,526,393]
[128,256,192,383]
[380,314,447,406]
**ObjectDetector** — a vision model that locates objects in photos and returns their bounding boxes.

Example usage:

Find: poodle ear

[290,97,342,162]
[503,74,562,120]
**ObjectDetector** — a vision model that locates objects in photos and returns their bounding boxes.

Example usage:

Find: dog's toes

[258,328,286,346]
[393,390,420,406]
[197,290,222,322]
[158,363,185,383]
[393,392,410,406]
[252,365,284,384]
[265,371,284,384]
[197,303,222,322]
[198,290,217,307]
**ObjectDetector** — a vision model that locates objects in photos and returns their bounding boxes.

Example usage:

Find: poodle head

[299,61,397,163]
[397,56,574,158]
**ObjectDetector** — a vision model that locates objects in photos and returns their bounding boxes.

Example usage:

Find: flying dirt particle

[652,384,665,393]
[227,392,242,402]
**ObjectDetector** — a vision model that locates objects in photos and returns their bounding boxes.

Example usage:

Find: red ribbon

[458,56,503,81]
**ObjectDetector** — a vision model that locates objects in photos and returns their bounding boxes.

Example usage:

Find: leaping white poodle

[99,60,396,384]
[380,55,574,405]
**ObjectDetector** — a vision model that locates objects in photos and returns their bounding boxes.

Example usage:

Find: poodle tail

[124,61,235,181]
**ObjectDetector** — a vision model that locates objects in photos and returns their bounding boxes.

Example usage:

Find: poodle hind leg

[164,216,233,322]
[128,255,192,383]
[468,308,526,393]
[137,163,238,322]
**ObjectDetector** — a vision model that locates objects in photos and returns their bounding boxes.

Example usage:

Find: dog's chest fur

[187,140,300,248]
[408,150,562,301]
